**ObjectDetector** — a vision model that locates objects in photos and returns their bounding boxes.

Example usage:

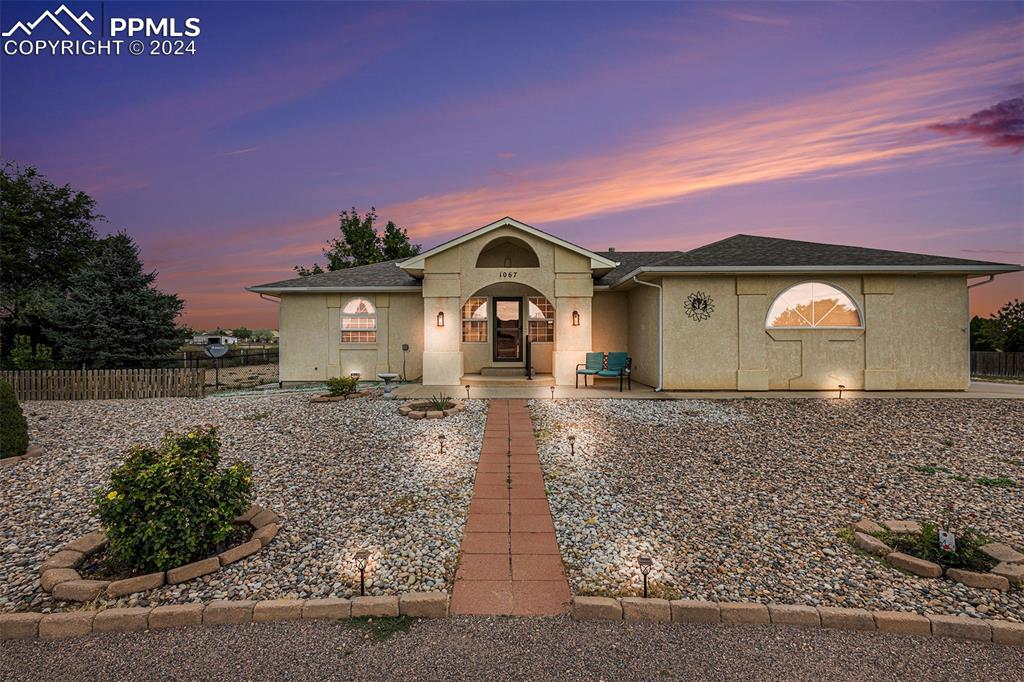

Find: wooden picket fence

[0,368,206,401]
[970,351,1024,378]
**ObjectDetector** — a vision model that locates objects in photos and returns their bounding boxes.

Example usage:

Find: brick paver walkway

[450,399,571,615]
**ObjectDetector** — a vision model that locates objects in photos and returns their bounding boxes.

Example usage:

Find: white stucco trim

[396,216,619,272]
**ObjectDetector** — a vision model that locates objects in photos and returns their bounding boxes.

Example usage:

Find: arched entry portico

[461,282,555,377]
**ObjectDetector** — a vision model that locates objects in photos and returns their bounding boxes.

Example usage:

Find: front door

[493,297,523,362]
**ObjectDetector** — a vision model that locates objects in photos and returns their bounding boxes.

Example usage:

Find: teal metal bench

[576,352,632,391]
[596,351,632,392]
[575,352,605,388]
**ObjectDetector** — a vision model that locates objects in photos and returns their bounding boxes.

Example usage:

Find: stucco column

[862,276,897,390]
[553,296,592,385]
[735,277,769,391]
[422,295,462,385]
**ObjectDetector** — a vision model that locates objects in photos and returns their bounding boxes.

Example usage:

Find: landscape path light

[350,372,361,381]
[465,384,471,400]
[550,385,555,400]
[439,433,446,454]
[354,549,371,596]
[568,434,576,455]
[837,384,845,399]
[638,556,653,598]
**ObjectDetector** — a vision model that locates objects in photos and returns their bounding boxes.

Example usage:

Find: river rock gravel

[530,398,1024,621]
[0,394,485,613]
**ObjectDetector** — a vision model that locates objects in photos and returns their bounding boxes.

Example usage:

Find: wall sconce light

[572,310,580,326]
[465,384,471,400]
[436,311,445,327]
[568,434,576,455]
[638,556,653,598]
[354,549,371,596]
[837,384,845,399]
[438,434,446,454]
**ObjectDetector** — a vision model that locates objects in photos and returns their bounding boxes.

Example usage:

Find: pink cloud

[928,97,1024,150]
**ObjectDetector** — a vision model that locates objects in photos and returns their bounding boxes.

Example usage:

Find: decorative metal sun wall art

[684,290,715,322]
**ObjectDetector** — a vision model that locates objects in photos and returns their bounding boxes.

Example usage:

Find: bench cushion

[577,369,599,375]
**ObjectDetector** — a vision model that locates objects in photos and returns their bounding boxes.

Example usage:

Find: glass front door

[493,297,523,362]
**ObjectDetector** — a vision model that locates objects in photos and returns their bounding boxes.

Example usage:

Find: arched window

[462,296,488,342]
[766,282,862,329]
[341,298,376,342]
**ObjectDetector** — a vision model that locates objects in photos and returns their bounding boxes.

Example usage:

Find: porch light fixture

[439,433,446,454]
[436,311,445,327]
[638,556,653,598]
[837,384,845,399]
[572,310,580,326]
[568,434,576,455]
[464,384,471,400]
[354,549,371,596]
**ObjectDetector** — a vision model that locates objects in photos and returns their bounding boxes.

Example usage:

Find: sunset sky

[2,1,1021,329]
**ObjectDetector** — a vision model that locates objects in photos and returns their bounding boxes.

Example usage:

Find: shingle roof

[249,259,420,291]
[250,234,1018,291]
[653,234,1014,269]
[593,251,682,286]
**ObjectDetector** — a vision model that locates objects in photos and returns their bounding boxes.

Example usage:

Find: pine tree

[47,233,186,368]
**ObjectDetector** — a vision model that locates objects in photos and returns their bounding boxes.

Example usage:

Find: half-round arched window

[342,298,377,342]
[766,282,862,329]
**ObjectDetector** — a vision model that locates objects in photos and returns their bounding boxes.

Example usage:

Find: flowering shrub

[94,426,252,572]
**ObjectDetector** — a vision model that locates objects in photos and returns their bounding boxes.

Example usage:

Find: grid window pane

[529,320,553,342]
[341,330,376,343]
[527,296,554,320]
[462,296,488,342]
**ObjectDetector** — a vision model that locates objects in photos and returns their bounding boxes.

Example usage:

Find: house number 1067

[500,271,518,278]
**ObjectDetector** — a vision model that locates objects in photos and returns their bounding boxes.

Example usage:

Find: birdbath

[377,372,400,399]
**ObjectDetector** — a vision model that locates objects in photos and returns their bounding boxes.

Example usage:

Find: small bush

[94,426,252,572]
[975,475,1017,488]
[0,379,29,459]
[880,522,995,572]
[326,375,360,396]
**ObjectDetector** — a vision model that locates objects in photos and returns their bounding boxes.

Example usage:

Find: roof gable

[397,217,618,273]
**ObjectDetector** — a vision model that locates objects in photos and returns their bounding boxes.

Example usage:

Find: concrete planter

[39,504,281,602]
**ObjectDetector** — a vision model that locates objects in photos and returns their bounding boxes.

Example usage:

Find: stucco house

[248,217,1020,391]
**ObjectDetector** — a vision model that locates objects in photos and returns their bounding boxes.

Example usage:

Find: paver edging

[0,444,44,467]
[0,591,448,641]
[38,504,282,603]
[846,517,1021,590]
[570,596,1023,647]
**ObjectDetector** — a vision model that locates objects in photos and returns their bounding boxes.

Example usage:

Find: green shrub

[0,379,29,459]
[426,393,453,411]
[974,475,1017,488]
[880,522,995,572]
[94,426,252,572]
[10,335,54,370]
[326,375,360,396]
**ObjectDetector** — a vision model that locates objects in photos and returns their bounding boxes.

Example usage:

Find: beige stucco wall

[593,291,629,353]
[656,273,968,390]
[627,284,660,388]
[278,291,423,383]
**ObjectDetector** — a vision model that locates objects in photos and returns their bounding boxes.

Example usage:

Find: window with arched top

[462,296,488,342]
[341,298,377,342]
[766,282,863,329]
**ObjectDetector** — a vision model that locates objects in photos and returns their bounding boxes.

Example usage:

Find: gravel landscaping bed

[531,398,1024,621]
[0,394,485,613]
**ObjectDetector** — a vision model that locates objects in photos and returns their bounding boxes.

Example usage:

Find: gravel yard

[531,398,1024,621]
[1,394,486,612]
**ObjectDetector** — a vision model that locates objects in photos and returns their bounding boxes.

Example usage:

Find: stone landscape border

[848,518,1024,591]
[0,445,43,467]
[309,391,372,403]
[0,592,449,641]
[399,399,465,419]
[571,597,1024,647]
[38,503,281,603]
